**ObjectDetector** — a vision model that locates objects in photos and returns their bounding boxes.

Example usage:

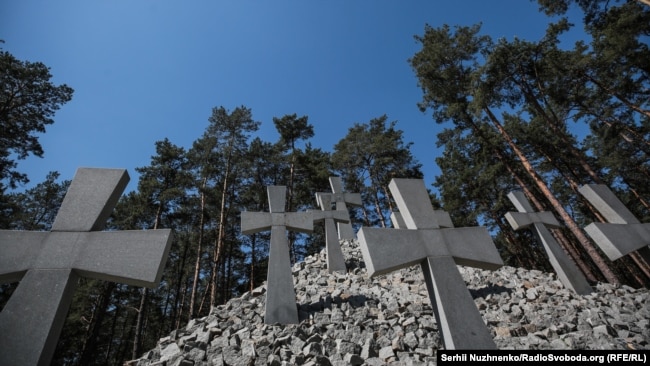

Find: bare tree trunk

[484,107,620,283]
[372,188,386,228]
[79,282,115,365]
[211,152,232,307]
[472,115,600,281]
[517,73,604,184]
[189,179,207,320]
[250,235,257,292]
[132,204,162,359]
[131,288,148,360]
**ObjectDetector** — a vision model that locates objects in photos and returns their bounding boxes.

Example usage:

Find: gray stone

[358,178,503,349]
[343,353,364,365]
[579,184,650,263]
[124,225,650,366]
[160,342,182,362]
[0,168,173,366]
[505,191,593,294]
[241,186,313,324]
[378,345,395,361]
[310,193,350,273]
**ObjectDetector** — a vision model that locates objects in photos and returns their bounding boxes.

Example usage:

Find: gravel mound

[126,239,650,366]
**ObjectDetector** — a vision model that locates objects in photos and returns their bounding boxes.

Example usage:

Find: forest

[0,0,648,364]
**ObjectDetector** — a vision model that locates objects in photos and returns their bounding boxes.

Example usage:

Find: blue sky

[1,1,580,194]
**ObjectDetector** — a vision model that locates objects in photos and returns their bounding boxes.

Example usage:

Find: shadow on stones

[297,294,374,322]
[345,257,366,271]
[468,284,512,299]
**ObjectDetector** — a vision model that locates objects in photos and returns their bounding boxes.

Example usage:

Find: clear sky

[1,1,578,193]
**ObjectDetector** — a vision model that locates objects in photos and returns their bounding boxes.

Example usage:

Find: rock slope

[127,240,650,366]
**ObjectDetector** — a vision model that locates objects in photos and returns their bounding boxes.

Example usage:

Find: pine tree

[331,115,423,228]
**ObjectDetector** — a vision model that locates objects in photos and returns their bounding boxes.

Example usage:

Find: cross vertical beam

[241,186,312,324]
[311,194,350,273]
[505,191,592,294]
[579,184,650,264]
[0,168,173,366]
[358,178,503,349]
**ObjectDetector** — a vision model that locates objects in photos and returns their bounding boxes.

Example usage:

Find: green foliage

[0,43,73,190]
[410,1,649,284]
[332,115,423,228]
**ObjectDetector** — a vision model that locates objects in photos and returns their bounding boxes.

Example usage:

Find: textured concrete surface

[579,184,650,263]
[311,194,350,273]
[241,186,313,324]
[358,178,503,349]
[316,177,361,240]
[0,168,173,366]
[505,191,592,295]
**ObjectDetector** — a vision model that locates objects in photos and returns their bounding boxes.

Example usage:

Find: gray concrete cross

[310,193,350,273]
[358,178,503,349]
[0,168,173,366]
[579,184,650,264]
[505,191,592,294]
[240,186,312,324]
[315,177,362,240]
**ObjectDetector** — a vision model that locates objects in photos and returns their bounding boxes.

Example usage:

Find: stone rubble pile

[127,240,650,366]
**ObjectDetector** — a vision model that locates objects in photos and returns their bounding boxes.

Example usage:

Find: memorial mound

[126,239,650,366]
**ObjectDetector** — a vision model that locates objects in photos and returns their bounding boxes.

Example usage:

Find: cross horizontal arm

[0,229,172,288]
[316,192,362,207]
[73,229,173,287]
[283,212,313,233]
[309,209,349,223]
[241,212,313,235]
[584,222,650,260]
[0,231,49,283]
[505,211,561,230]
[359,225,502,277]
[442,227,504,270]
[241,212,272,235]
[358,227,446,277]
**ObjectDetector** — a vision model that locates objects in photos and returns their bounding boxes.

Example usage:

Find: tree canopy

[0,42,74,190]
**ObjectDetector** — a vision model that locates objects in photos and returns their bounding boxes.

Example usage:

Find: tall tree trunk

[516,72,604,184]
[211,151,232,307]
[79,282,115,365]
[483,107,620,283]
[470,113,600,281]
[176,280,188,330]
[132,203,162,360]
[131,288,148,360]
[104,296,121,364]
[361,206,371,227]
[287,144,297,264]
[371,187,386,228]
[250,234,257,292]
[172,241,189,330]
[189,179,207,320]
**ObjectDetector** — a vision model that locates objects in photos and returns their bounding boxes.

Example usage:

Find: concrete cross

[505,191,592,294]
[579,184,650,264]
[391,209,454,229]
[240,186,312,324]
[310,193,350,273]
[315,177,362,239]
[0,168,173,366]
[358,178,503,349]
